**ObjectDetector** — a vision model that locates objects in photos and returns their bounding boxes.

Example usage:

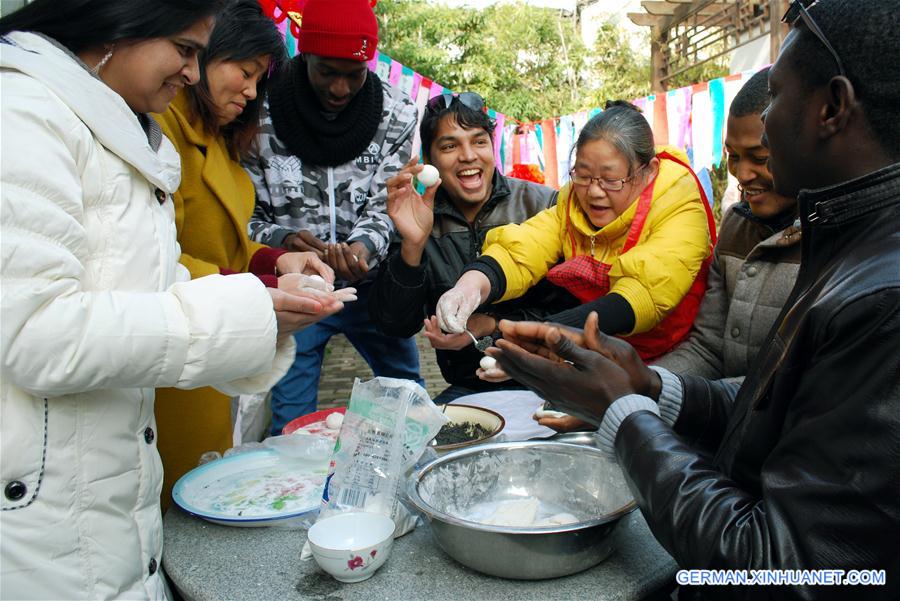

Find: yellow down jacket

[482,146,711,335]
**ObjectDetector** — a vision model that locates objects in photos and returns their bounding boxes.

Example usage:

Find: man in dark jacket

[369,92,576,403]
[487,1,900,599]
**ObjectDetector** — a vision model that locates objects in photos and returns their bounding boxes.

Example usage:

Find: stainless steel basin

[406,440,636,580]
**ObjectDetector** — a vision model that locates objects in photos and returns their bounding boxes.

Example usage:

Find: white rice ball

[325,412,344,430]
[417,164,440,188]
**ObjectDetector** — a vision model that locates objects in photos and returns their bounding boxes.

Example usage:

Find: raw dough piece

[417,164,440,187]
[325,412,344,430]
[533,512,579,527]
[479,356,497,371]
[533,409,569,419]
[483,499,540,527]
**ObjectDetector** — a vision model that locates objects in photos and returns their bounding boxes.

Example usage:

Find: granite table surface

[163,506,677,601]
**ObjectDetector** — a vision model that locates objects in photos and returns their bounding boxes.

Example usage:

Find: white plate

[172,449,327,527]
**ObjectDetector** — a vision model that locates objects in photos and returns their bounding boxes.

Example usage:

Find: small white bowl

[307,512,395,583]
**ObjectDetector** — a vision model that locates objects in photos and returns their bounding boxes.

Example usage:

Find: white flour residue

[193,466,326,517]
[464,499,581,527]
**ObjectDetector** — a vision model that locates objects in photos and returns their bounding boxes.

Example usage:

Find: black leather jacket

[617,163,900,600]
[370,172,577,390]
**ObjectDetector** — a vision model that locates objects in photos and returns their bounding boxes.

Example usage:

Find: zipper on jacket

[327,167,337,244]
[589,235,596,257]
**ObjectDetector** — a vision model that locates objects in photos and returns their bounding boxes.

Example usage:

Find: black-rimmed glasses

[425,92,486,114]
[782,0,846,77]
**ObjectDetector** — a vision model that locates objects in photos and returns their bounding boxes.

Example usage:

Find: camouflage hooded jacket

[244,80,416,264]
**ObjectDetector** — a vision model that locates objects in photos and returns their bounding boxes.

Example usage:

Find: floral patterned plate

[172,449,327,527]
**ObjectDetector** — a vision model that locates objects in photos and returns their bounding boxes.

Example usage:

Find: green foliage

[588,22,651,107]
[377,0,594,121]
[667,55,731,91]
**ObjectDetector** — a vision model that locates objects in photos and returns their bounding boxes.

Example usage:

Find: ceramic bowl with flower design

[307,512,395,583]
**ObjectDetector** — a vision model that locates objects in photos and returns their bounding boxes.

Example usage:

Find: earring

[91,45,115,75]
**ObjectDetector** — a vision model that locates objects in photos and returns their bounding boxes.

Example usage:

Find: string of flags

[262,0,764,201]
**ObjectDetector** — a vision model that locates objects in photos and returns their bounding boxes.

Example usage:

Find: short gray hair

[573,101,655,176]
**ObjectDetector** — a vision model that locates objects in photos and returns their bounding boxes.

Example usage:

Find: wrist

[400,240,426,267]
[459,270,491,304]
[645,370,663,401]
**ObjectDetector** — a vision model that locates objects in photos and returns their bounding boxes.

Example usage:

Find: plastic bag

[300,377,447,559]
[263,431,334,463]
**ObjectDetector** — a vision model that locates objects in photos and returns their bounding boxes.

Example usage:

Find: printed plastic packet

[300,377,447,559]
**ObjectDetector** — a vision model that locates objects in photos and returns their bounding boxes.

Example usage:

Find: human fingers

[299,253,334,283]
[285,234,321,258]
[540,326,599,368]
[341,243,368,281]
[268,287,323,315]
[277,273,327,295]
[498,319,586,349]
[476,366,510,383]
[325,244,352,281]
[534,414,596,433]
[487,340,562,398]
[332,287,357,303]
[297,230,327,252]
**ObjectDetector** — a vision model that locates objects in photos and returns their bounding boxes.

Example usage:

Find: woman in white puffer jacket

[0,1,350,598]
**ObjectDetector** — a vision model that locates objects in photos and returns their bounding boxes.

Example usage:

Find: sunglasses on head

[782,0,846,77]
[425,92,486,114]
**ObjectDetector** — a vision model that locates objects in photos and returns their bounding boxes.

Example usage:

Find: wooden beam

[628,12,669,27]
[770,0,790,62]
[642,1,731,16]
[651,25,668,93]
[642,1,677,15]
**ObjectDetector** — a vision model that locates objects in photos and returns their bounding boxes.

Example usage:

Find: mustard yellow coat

[483,146,711,335]
[153,91,270,509]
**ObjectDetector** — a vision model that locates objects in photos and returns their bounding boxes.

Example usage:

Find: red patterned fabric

[546,254,610,303]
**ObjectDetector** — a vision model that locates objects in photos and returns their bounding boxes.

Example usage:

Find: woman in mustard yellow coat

[153,1,347,508]
[436,103,716,362]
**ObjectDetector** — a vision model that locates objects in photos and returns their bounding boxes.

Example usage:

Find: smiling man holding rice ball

[370,92,578,403]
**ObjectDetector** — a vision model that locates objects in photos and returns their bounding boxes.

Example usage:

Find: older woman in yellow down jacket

[436,103,715,363]
[153,1,351,509]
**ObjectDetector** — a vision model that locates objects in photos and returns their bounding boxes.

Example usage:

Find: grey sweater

[653,204,801,381]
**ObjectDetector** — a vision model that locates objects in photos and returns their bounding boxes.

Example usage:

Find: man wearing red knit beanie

[245,0,423,434]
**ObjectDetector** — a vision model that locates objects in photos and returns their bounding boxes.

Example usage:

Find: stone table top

[163,506,677,601]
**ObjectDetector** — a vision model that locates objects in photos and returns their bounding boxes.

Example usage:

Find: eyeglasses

[425,92,486,114]
[782,0,846,77]
[568,169,639,192]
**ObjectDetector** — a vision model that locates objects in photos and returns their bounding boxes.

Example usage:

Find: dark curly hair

[730,67,770,117]
[420,97,496,161]
[785,0,900,157]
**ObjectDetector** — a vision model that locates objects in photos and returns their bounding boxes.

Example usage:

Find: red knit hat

[298,0,379,62]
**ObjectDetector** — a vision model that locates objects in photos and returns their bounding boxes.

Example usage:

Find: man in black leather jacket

[486,2,900,599]
[369,93,575,403]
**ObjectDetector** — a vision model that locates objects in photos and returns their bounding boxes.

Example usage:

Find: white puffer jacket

[0,32,293,600]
